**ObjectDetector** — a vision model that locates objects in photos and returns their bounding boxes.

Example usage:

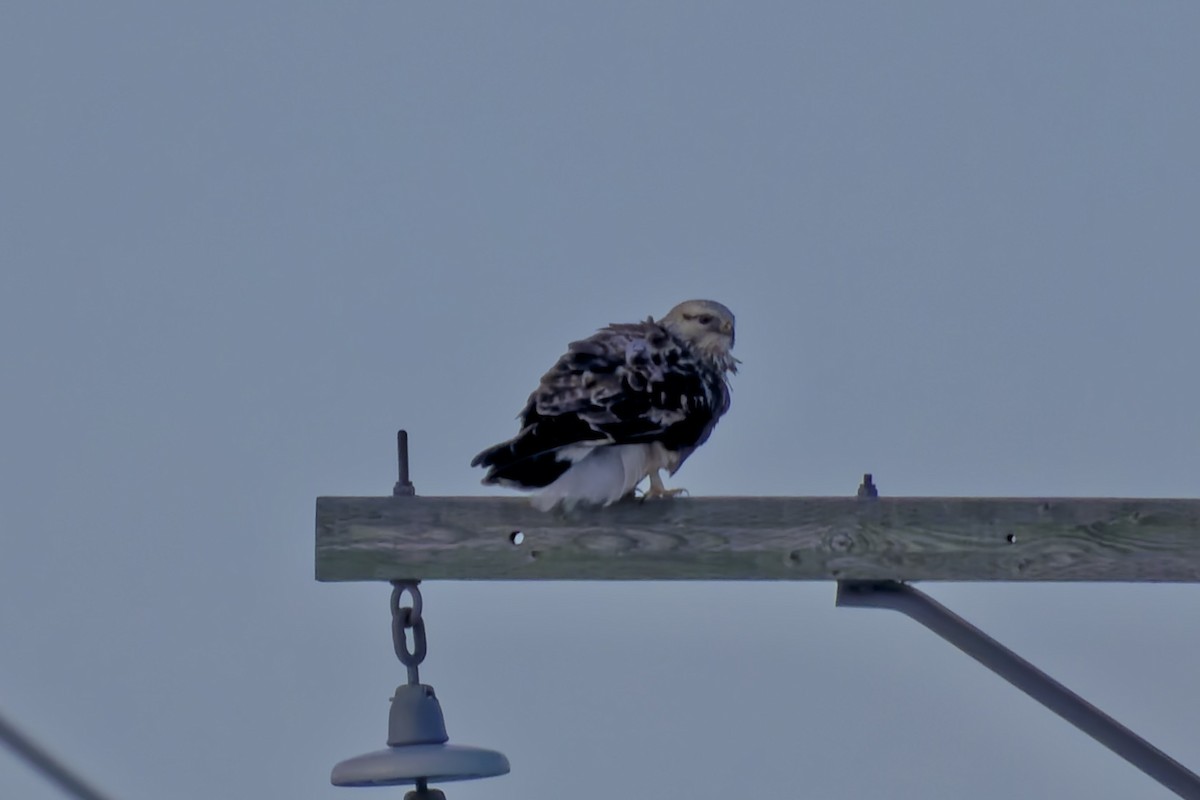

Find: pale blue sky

[2,2,1198,798]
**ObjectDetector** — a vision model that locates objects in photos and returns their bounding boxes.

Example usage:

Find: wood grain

[314,496,1200,582]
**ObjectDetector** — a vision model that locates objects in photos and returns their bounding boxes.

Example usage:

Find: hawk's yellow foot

[643,470,689,499]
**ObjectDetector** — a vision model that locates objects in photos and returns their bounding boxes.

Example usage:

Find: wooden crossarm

[315,496,1200,582]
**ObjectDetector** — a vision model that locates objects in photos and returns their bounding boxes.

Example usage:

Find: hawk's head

[659,299,737,370]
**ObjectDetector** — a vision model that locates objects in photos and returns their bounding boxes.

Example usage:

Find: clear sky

[2,2,1198,798]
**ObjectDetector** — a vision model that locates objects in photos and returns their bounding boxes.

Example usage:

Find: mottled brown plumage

[472,300,737,510]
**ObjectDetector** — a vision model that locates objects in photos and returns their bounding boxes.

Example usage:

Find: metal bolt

[394,430,416,496]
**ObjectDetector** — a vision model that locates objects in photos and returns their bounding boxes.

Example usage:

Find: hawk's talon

[642,485,688,500]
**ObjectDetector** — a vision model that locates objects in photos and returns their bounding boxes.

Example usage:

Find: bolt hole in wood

[509,531,524,545]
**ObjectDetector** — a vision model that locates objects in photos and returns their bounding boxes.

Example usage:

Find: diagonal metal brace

[836,580,1200,800]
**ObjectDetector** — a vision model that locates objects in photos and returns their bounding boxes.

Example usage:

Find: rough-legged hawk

[472,299,737,510]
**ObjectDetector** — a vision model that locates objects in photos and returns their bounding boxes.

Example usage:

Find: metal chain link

[391,581,427,685]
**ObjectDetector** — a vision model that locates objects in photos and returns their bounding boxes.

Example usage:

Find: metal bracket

[836,580,1200,799]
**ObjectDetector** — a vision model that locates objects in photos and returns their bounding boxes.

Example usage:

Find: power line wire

[0,708,117,800]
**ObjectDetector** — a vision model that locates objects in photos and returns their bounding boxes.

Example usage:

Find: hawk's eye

[698,314,714,325]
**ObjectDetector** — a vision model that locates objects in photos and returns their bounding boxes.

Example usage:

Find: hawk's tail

[471,417,605,489]
[470,432,571,489]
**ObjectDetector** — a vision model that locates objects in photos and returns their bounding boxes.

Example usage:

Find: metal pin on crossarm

[394,430,416,497]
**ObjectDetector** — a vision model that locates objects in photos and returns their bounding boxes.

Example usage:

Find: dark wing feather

[472,319,730,488]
